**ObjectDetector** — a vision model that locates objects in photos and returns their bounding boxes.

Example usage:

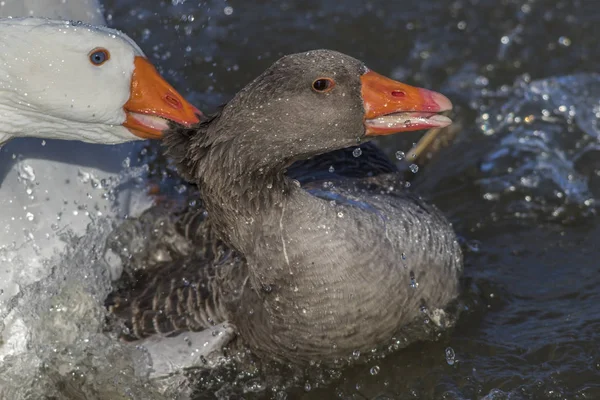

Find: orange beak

[123,57,202,140]
[360,70,453,136]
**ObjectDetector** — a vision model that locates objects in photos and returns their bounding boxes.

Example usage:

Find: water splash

[0,219,168,399]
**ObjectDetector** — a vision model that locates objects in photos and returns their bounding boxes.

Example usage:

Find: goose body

[110,50,463,366]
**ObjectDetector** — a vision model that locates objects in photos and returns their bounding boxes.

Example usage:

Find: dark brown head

[165,49,452,181]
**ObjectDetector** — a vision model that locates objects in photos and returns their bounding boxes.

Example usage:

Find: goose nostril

[391,90,406,98]
[164,93,182,109]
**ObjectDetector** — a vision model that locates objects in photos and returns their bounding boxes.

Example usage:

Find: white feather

[0,17,146,144]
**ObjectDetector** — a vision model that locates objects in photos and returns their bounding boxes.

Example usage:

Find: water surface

[21,0,600,398]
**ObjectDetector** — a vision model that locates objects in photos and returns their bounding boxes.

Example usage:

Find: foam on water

[0,218,163,399]
[433,70,600,226]
[475,74,600,221]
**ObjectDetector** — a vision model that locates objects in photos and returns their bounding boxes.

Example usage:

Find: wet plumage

[107,50,463,366]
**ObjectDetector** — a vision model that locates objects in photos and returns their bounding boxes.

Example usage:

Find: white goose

[0,17,200,145]
[0,3,199,305]
[0,3,266,392]
[0,2,221,386]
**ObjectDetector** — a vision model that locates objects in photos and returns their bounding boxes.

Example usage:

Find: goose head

[0,17,200,145]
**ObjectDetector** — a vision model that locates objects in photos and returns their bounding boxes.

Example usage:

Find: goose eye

[312,78,335,93]
[89,48,110,66]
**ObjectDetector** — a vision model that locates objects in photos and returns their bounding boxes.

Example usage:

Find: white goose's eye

[88,48,110,66]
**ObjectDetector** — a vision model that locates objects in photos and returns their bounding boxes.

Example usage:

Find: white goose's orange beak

[123,57,201,139]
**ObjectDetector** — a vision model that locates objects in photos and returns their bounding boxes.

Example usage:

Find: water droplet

[243,379,265,393]
[409,164,419,173]
[26,212,34,221]
[262,284,272,293]
[17,163,36,183]
[176,184,187,194]
[275,391,288,400]
[558,36,571,47]
[224,6,233,15]
[465,239,481,252]
[370,365,380,375]
[445,347,456,365]
[352,349,361,359]
[352,148,362,158]
[337,212,344,218]
[395,150,405,160]
[328,165,335,173]
[304,382,312,392]
[409,271,418,288]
